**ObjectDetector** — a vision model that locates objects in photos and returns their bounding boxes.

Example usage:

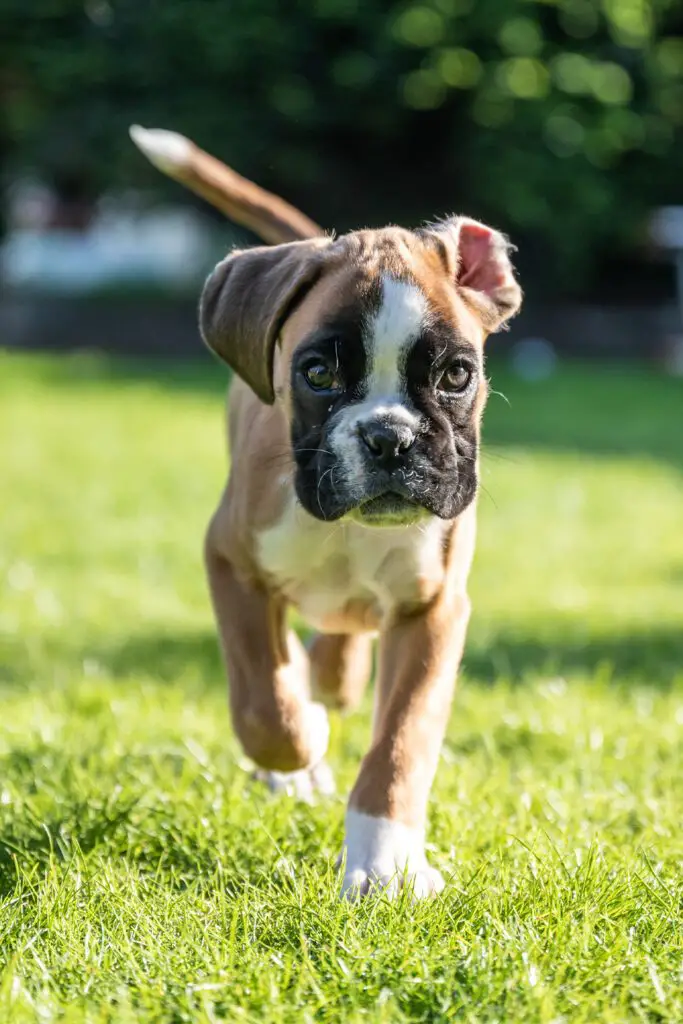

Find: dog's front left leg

[341,591,471,899]
[205,532,330,776]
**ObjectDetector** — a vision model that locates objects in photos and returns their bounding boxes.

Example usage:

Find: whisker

[489,388,511,407]
[316,467,335,517]
[480,446,521,466]
[478,483,499,510]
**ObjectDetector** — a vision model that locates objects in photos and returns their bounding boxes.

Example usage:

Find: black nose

[358,420,415,464]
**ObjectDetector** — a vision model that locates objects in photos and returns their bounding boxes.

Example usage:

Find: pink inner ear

[457,220,509,297]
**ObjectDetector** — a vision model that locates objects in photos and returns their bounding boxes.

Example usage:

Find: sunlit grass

[1,352,682,1022]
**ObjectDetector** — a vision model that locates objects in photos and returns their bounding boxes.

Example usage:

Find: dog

[130,126,522,898]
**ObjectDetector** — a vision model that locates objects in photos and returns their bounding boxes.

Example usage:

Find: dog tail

[128,125,323,246]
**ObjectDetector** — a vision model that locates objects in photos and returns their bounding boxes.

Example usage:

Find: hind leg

[309,633,374,712]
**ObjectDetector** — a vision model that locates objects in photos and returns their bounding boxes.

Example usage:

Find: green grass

[1,350,682,1023]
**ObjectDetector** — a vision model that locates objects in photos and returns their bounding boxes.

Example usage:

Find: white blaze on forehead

[366,277,428,398]
[328,276,427,495]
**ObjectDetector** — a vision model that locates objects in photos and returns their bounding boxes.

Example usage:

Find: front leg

[205,524,329,773]
[342,591,470,898]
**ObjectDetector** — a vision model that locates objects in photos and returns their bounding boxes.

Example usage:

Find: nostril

[359,424,383,455]
[358,421,415,461]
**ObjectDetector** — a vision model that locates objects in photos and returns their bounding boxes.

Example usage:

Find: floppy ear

[199,238,330,403]
[431,217,522,332]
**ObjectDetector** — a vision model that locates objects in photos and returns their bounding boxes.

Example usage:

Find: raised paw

[253,759,336,802]
[340,809,445,900]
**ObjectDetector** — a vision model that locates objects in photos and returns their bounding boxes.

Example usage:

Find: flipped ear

[431,217,522,332]
[199,237,330,403]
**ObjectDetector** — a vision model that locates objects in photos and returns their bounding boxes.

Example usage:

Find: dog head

[200,219,521,525]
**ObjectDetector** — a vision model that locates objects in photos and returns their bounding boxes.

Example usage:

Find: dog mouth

[353,491,424,524]
[296,457,474,524]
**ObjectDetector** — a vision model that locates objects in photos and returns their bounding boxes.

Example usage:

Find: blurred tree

[2,0,682,291]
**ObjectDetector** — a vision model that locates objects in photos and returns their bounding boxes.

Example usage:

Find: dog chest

[257,499,447,630]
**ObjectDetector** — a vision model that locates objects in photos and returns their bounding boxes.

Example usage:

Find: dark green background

[2,0,682,294]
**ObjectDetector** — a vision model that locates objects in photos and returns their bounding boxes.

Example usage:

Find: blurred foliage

[1,0,682,290]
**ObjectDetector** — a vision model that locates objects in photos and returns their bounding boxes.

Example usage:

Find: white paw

[253,759,336,802]
[340,809,445,900]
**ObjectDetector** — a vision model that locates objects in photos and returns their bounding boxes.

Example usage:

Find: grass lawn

[1,350,682,1023]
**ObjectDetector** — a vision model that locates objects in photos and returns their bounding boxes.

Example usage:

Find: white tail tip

[129,124,192,173]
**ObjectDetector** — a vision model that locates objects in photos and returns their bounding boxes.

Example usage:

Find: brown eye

[304,363,340,392]
[439,363,472,393]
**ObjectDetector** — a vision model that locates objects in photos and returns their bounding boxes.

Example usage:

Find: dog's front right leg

[204,532,329,774]
[341,590,471,899]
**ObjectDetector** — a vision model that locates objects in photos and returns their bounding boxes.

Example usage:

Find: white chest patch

[257,498,446,630]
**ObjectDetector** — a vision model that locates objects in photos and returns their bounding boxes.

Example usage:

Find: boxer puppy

[130,127,522,898]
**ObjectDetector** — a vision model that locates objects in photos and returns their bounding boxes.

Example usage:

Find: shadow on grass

[86,622,683,691]
[0,753,309,900]
[3,589,677,702]
[463,627,682,688]
[2,624,679,697]
[0,811,260,903]
[0,784,142,898]
[96,630,224,685]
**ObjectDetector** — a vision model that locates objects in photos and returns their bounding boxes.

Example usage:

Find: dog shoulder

[209,378,293,577]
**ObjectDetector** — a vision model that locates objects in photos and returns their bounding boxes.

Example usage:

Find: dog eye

[438,363,472,393]
[303,363,341,392]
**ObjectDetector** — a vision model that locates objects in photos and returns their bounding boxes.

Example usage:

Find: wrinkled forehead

[279,230,486,377]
